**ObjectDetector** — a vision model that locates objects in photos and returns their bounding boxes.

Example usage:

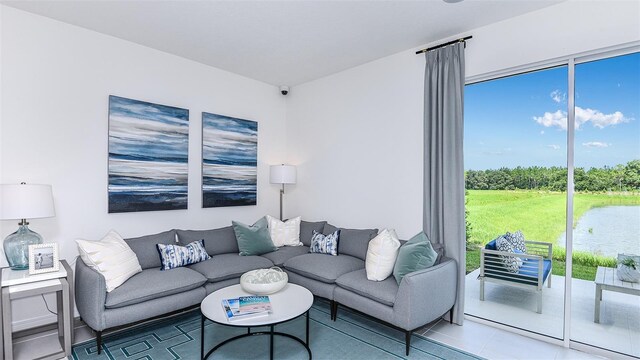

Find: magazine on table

[222,296,272,321]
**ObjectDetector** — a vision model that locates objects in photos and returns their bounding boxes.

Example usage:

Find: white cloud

[540,130,545,135]
[550,90,565,103]
[582,142,609,148]
[576,107,627,129]
[547,144,560,150]
[533,110,567,129]
[533,106,630,130]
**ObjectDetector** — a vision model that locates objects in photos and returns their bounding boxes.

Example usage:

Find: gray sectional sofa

[75,220,457,355]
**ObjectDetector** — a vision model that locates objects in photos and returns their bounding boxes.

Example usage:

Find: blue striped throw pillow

[157,240,210,270]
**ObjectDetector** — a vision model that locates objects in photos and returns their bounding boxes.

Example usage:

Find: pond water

[557,206,640,258]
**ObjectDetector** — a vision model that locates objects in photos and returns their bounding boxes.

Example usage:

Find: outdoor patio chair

[479,239,553,313]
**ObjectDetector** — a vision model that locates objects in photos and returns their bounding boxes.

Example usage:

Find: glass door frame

[464,41,640,357]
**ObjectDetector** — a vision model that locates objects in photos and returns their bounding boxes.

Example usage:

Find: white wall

[285,0,640,239]
[0,6,287,330]
[1,0,638,333]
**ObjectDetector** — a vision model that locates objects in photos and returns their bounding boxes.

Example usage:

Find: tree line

[465,160,640,192]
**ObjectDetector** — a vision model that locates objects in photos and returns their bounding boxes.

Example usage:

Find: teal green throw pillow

[232,217,277,256]
[393,232,438,285]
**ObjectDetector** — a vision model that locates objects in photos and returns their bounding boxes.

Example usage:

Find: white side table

[0,260,74,360]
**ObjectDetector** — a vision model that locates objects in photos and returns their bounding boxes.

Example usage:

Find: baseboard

[11,313,59,333]
[13,316,85,340]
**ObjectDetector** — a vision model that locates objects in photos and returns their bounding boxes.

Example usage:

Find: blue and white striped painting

[108,96,189,213]
[202,112,257,207]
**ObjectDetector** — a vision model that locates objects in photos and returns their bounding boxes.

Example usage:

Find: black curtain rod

[415,35,472,55]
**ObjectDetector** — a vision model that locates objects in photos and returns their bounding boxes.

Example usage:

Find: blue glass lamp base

[3,223,43,270]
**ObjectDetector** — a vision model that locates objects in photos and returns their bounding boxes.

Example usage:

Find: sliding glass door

[464,65,567,339]
[570,52,640,357]
[464,49,639,357]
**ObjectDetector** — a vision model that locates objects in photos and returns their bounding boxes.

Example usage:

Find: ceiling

[2,0,564,86]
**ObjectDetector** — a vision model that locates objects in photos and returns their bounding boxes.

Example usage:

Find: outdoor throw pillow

[266,215,302,247]
[496,235,523,273]
[366,229,401,281]
[76,230,142,292]
[233,217,278,256]
[393,232,438,285]
[505,230,527,253]
[309,230,340,256]
[156,239,210,270]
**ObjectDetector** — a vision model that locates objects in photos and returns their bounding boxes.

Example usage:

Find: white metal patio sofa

[479,239,553,313]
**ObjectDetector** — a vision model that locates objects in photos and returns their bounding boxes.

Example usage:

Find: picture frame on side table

[28,243,60,275]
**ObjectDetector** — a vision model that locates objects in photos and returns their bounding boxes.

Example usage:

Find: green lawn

[465,190,640,280]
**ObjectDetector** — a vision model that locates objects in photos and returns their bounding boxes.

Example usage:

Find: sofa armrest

[75,257,107,331]
[393,257,457,330]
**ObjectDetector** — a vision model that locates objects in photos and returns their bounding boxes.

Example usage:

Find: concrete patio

[465,269,640,357]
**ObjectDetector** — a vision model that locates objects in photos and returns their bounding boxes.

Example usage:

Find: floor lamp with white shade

[269,165,296,220]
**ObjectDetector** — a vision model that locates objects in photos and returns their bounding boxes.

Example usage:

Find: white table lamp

[0,183,55,270]
[269,165,296,220]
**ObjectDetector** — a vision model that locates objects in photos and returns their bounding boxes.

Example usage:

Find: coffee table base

[200,311,312,360]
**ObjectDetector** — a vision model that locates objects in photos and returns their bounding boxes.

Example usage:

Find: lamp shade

[0,184,55,220]
[269,165,297,185]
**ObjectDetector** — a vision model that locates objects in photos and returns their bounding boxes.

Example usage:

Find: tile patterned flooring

[10,315,612,360]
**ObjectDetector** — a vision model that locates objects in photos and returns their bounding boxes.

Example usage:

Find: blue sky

[465,52,639,170]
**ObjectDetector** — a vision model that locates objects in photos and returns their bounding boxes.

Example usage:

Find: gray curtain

[423,42,465,325]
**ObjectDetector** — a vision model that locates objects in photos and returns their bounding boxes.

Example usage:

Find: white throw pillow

[76,230,142,292]
[366,229,401,281]
[266,215,302,247]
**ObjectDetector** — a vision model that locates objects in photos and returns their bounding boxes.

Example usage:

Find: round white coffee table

[200,283,313,360]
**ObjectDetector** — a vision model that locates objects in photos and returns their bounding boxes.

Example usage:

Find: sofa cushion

[266,215,302,247]
[300,220,327,247]
[336,269,398,306]
[105,267,206,309]
[189,253,273,282]
[76,230,142,292]
[261,246,310,266]
[365,229,401,281]
[309,230,340,256]
[125,229,176,270]
[323,224,377,261]
[233,217,278,256]
[157,240,210,270]
[176,226,238,255]
[284,253,364,284]
[393,232,438,285]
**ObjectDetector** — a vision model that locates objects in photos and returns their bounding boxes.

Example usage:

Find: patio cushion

[260,246,310,266]
[496,236,523,273]
[518,258,552,281]
[189,253,273,282]
[105,267,206,309]
[336,269,398,306]
[485,239,497,250]
[284,253,364,284]
[485,258,551,286]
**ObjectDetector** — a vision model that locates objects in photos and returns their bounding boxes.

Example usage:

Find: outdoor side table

[594,266,640,323]
[0,260,74,360]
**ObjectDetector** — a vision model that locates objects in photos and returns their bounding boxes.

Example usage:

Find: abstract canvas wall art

[202,112,257,207]
[108,95,189,213]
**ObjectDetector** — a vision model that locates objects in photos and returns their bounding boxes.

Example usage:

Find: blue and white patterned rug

[72,300,484,359]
